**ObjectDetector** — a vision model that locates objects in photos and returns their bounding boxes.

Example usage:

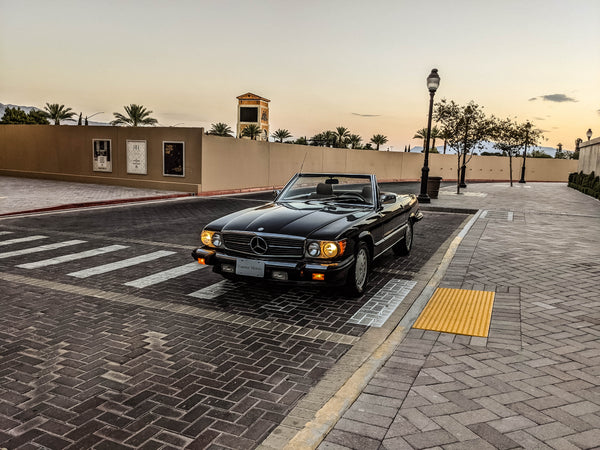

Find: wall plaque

[92,139,112,172]
[127,140,147,174]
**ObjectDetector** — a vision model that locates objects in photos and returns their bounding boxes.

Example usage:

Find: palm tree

[272,129,292,143]
[414,126,441,152]
[241,124,262,140]
[335,126,351,148]
[44,103,75,125]
[111,104,158,126]
[349,134,362,149]
[323,130,337,147]
[370,134,388,151]
[208,122,233,137]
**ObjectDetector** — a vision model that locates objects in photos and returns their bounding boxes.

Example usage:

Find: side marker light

[198,258,206,265]
[312,273,325,281]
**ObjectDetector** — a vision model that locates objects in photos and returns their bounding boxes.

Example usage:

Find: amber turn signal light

[198,258,206,265]
[311,273,325,281]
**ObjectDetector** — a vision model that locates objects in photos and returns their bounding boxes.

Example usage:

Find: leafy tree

[1,107,30,124]
[434,99,495,193]
[363,143,373,150]
[294,136,308,145]
[530,149,552,158]
[207,122,233,137]
[335,126,351,148]
[111,104,158,126]
[241,124,262,140]
[272,128,292,143]
[492,118,543,186]
[27,109,51,124]
[44,103,76,125]
[0,107,49,124]
[370,134,388,150]
[349,134,362,149]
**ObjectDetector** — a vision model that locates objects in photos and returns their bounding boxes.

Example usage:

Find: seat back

[316,183,333,196]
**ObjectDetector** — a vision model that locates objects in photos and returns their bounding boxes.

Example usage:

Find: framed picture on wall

[163,141,185,177]
[92,139,112,172]
[127,140,148,175]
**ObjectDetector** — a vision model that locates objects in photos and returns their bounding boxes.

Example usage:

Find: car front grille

[223,232,305,258]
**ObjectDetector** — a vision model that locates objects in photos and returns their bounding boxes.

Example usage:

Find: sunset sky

[1,0,598,151]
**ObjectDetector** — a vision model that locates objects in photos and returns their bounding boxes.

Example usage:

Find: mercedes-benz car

[192,173,423,296]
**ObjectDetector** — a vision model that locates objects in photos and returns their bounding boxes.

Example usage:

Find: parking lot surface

[0,178,466,449]
[1,177,599,450]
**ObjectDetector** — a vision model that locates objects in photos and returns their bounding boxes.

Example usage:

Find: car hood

[214,201,371,239]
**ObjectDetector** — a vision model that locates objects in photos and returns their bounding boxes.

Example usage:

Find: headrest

[316,183,333,196]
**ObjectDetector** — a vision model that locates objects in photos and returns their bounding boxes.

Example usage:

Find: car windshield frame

[276,173,378,208]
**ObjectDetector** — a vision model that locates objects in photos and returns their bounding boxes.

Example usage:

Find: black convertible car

[192,173,423,295]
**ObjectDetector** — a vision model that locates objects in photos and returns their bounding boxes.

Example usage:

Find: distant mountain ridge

[0,102,109,126]
[409,141,568,158]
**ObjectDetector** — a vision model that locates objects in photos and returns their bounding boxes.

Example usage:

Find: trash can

[427,176,442,199]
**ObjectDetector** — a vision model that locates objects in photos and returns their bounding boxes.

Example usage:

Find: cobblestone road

[0,195,466,449]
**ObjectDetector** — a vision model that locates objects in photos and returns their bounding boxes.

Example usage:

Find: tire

[393,222,413,256]
[345,241,371,296]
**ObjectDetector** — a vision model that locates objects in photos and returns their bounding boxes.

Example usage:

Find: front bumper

[191,247,355,285]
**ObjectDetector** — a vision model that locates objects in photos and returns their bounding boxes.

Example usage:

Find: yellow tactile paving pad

[413,288,495,337]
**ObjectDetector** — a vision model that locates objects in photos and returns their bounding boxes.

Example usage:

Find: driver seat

[315,183,333,197]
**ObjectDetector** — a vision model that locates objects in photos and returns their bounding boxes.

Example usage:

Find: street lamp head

[427,68,440,93]
[586,128,592,140]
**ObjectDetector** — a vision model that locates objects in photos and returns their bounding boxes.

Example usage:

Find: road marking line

[188,280,235,299]
[508,211,514,221]
[16,245,129,269]
[0,231,15,235]
[125,262,206,288]
[67,250,175,278]
[0,240,86,259]
[0,235,47,246]
[347,279,417,327]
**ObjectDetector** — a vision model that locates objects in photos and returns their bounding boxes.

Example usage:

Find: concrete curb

[0,193,196,217]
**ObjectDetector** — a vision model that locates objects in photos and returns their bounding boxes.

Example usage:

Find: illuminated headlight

[306,240,346,259]
[201,230,223,248]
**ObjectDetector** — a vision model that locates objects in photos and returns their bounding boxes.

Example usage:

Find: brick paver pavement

[318,183,600,449]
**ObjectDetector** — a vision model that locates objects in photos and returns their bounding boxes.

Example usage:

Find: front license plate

[236,258,265,277]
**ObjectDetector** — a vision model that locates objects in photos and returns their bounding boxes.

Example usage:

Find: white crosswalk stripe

[16,245,129,269]
[0,240,86,259]
[124,262,206,288]
[0,235,47,246]
[188,280,236,299]
[67,250,176,278]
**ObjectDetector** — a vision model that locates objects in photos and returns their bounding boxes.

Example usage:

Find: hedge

[568,171,600,199]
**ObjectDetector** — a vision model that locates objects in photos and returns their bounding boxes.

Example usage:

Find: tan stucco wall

[199,139,577,192]
[0,125,203,192]
[0,126,578,194]
[578,137,600,174]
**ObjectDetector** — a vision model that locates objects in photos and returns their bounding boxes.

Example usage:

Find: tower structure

[236,93,270,141]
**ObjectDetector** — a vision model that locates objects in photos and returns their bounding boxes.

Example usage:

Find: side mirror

[380,193,396,204]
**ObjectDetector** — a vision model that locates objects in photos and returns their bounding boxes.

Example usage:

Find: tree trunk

[509,154,513,187]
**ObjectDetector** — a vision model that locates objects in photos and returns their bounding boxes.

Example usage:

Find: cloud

[529,94,578,103]
[352,112,381,117]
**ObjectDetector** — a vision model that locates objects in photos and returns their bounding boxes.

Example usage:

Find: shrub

[569,171,600,199]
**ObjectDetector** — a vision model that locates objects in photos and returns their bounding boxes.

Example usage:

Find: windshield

[278,174,375,206]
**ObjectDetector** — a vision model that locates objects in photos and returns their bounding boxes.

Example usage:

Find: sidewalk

[312,183,600,449]
[1,176,599,449]
[0,176,191,216]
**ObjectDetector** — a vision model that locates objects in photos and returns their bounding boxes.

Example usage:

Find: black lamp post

[586,128,593,141]
[518,121,531,184]
[418,68,440,204]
